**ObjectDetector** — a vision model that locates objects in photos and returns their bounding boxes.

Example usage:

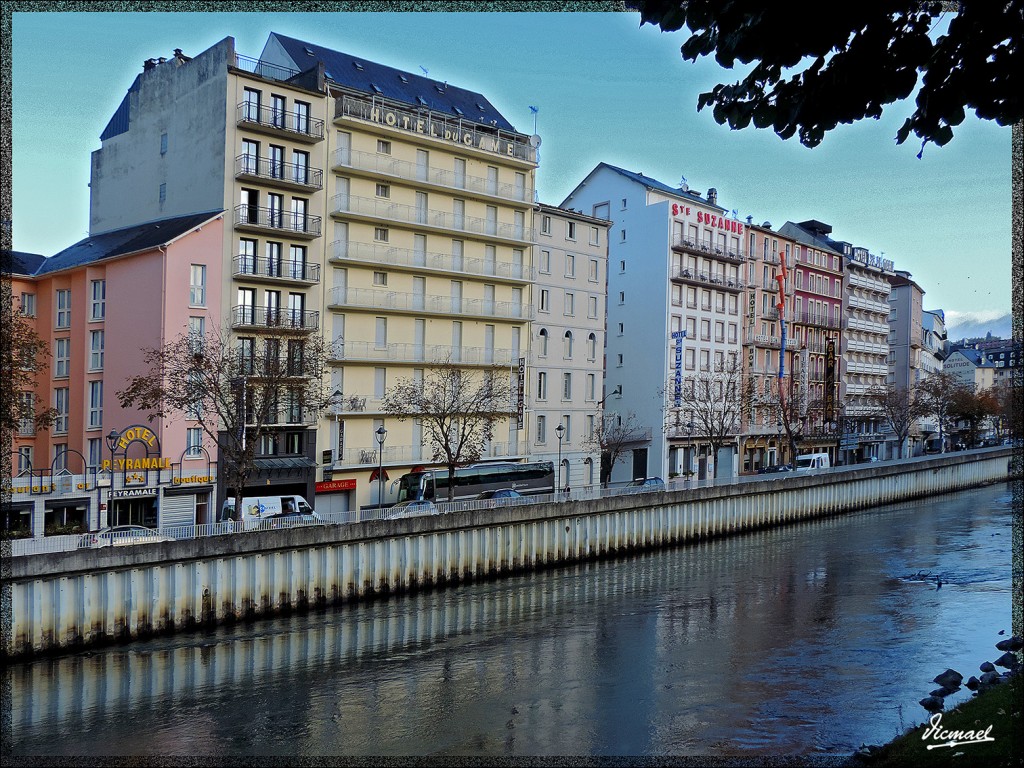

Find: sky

[8,7,1015,332]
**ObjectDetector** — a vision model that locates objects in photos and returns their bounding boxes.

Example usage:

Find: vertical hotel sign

[672,331,687,407]
[517,357,526,429]
[824,338,836,421]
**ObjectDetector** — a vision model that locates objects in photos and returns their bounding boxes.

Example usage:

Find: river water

[5,482,1016,758]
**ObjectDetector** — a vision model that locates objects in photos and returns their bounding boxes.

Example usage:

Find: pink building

[6,211,224,536]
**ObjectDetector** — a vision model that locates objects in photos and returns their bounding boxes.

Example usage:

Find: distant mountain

[943,311,1014,342]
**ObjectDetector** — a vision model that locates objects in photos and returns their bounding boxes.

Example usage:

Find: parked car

[757,464,792,474]
[78,525,173,549]
[623,477,666,492]
[386,500,439,518]
[476,488,523,501]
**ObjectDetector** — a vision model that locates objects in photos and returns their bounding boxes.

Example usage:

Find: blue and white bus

[395,461,555,503]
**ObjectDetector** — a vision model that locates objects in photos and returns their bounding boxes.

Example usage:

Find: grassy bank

[855,672,1022,767]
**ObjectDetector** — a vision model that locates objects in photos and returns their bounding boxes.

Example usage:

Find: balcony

[846,361,889,376]
[328,287,532,321]
[232,255,320,286]
[331,194,534,244]
[333,93,537,165]
[235,101,325,143]
[234,154,323,193]
[330,240,533,282]
[848,294,891,314]
[744,330,782,348]
[793,311,844,330]
[670,266,745,292]
[847,317,890,335]
[671,233,747,264]
[230,305,320,332]
[329,340,525,367]
[848,272,891,295]
[234,205,322,239]
[328,440,528,469]
[331,148,532,204]
[847,340,889,356]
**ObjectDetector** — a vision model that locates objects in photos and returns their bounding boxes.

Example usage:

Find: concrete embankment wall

[4,449,1015,659]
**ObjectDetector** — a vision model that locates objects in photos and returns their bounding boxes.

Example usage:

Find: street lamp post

[375,425,387,507]
[555,422,565,497]
[684,422,694,481]
[105,429,119,528]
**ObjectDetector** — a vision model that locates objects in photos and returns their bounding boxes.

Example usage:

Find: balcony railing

[847,317,889,335]
[329,341,524,366]
[670,266,745,291]
[331,194,534,242]
[330,240,533,281]
[848,294,890,314]
[235,101,325,142]
[331,148,532,203]
[794,311,844,330]
[848,272,891,294]
[231,305,320,331]
[328,287,532,320]
[334,93,537,164]
[234,154,323,190]
[671,233,747,264]
[232,254,321,284]
[745,330,782,348]
[234,205,322,238]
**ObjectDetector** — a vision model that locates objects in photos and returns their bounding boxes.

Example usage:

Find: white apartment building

[561,164,746,482]
[530,204,609,490]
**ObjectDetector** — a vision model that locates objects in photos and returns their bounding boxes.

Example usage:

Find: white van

[794,453,831,471]
[220,495,320,528]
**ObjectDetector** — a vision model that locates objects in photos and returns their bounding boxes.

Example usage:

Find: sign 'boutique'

[5,424,217,537]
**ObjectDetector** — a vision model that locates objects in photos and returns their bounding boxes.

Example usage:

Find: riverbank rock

[932,668,963,688]
[979,670,1001,686]
[980,661,996,673]
[995,635,1023,652]
[994,651,1019,669]
[919,695,944,712]
[929,685,957,697]
[965,676,980,690]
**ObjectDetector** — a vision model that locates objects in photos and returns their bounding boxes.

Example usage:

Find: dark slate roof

[34,211,222,276]
[269,33,517,132]
[598,163,724,209]
[777,221,844,255]
[1,250,46,277]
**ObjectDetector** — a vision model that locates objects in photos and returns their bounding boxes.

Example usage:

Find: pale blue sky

[10,10,1013,324]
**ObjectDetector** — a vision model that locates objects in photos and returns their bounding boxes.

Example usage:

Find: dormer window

[435,85,444,93]
[416,96,427,106]
[399,75,408,83]
[303,47,315,56]
[371,83,382,94]
[352,60,364,71]
[452,106,464,116]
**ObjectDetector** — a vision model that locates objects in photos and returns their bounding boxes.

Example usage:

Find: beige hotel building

[86,33,540,512]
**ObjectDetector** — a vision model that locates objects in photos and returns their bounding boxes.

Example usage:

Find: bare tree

[917,371,969,453]
[666,358,752,477]
[585,408,647,485]
[867,385,924,459]
[381,360,513,501]
[1,290,57,448]
[117,324,331,520]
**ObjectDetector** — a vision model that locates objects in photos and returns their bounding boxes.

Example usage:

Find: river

[5,482,1016,758]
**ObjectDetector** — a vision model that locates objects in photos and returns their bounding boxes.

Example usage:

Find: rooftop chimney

[707,188,718,206]
[143,58,158,71]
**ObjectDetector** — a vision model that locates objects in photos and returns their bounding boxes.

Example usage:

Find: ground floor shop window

[2,507,32,538]
[44,504,87,535]
[109,498,158,529]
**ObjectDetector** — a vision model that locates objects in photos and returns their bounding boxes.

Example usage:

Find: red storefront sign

[315,478,357,494]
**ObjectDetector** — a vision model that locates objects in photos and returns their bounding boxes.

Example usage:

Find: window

[294,101,310,133]
[53,444,68,472]
[159,183,167,203]
[56,289,71,328]
[541,215,552,235]
[87,438,101,470]
[715,321,725,343]
[588,296,598,319]
[616,353,623,367]
[565,254,575,277]
[700,350,710,371]
[186,428,203,457]
[375,317,388,348]
[374,367,386,399]
[538,328,548,356]
[537,371,548,400]
[89,330,104,370]
[188,316,205,354]
[620,229,627,242]
[589,259,599,282]
[539,250,551,273]
[536,415,547,443]
[618,291,625,304]
[375,183,391,198]
[685,348,695,370]
[54,388,69,433]
[539,289,550,312]
[685,317,696,337]
[374,227,389,242]
[18,393,35,436]
[564,293,575,316]
[563,331,573,359]
[561,415,571,442]
[590,226,600,246]
[700,319,711,341]
[54,338,70,378]
[160,132,168,154]
[563,372,572,400]
[373,271,388,286]
[88,381,103,428]
[619,260,626,273]
[617,322,624,335]
[19,293,36,317]
[587,373,596,400]
[566,221,577,241]
[189,265,206,306]
[377,139,392,154]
